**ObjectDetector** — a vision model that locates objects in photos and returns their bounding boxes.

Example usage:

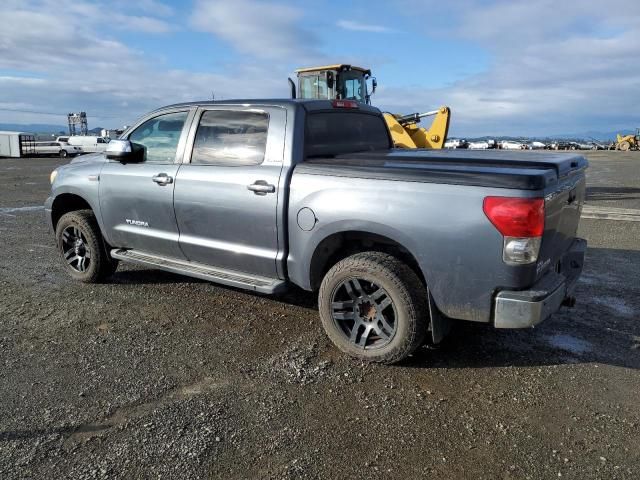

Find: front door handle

[247,180,275,195]
[152,173,173,186]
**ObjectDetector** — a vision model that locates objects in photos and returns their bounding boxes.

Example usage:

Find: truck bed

[299,149,588,190]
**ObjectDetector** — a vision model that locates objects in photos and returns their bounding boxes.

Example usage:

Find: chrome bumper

[494,238,586,329]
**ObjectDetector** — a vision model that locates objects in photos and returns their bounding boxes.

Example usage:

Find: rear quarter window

[305,111,390,158]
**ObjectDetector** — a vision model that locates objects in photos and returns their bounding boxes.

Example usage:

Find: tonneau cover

[299,149,588,191]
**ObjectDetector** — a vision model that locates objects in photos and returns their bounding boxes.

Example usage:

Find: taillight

[483,196,545,265]
[483,197,544,237]
[331,99,359,109]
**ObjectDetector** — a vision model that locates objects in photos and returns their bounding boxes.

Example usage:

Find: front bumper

[493,238,586,328]
[44,196,54,233]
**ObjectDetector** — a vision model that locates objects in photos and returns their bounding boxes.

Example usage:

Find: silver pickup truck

[45,99,587,363]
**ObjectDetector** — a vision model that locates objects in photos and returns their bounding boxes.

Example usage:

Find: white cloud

[336,20,393,33]
[382,0,640,136]
[190,0,321,61]
[0,0,289,127]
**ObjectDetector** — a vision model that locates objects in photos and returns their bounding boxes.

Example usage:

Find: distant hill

[548,131,631,142]
[0,123,68,134]
[457,130,631,143]
[0,123,105,135]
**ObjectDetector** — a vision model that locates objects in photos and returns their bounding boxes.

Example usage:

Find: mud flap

[427,287,451,344]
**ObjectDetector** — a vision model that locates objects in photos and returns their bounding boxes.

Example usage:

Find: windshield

[339,71,367,102]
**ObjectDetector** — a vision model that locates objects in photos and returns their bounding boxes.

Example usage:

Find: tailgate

[537,170,586,278]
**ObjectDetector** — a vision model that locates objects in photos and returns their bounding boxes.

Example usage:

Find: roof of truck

[150,99,381,114]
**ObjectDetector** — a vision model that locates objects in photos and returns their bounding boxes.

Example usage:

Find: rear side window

[191,110,269,166]
[305,112,390,158]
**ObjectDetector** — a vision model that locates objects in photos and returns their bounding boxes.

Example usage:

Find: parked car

[444,138,465,149]
[467,141,489,150]
[45,99,587,363]
[500,140,525,150]
[556,141,578,150]
[34,141,82,157]
[526,141,547,150]
[67,135,110,153]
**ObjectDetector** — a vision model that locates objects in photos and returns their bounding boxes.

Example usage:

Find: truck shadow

[406,246,640,371]
[405,317,640,371]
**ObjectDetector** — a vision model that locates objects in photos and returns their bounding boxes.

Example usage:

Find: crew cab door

[173,106,286,278]
[99,108,194,259]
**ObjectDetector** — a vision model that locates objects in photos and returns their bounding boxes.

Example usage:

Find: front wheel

[55,209,118,283]
[59,149,68,158]
[318,252,428,364]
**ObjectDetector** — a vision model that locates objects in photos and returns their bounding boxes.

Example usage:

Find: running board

[111,249,286,294]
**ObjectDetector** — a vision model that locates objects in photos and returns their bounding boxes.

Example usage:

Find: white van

[67,136,110,153]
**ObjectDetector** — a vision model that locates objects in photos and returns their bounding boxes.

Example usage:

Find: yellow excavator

[614,128,640,151]
[289,64,451,149]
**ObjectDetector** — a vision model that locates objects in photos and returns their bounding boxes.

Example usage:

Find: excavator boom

[383,107,451,149]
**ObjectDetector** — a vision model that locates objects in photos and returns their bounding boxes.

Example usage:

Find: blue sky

[1,0,639,136]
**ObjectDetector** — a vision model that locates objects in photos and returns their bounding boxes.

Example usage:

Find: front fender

[48,162,108,241]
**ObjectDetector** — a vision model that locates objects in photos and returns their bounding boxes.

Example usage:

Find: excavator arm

[383,107,451,149]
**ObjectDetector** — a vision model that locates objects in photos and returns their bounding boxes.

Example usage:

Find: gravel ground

[0,151,639,479]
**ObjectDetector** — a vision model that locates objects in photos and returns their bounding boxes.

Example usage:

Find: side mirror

[105,139,141,162]
[371,77,377,95]
[288,77,297,99]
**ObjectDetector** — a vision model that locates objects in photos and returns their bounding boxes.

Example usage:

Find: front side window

[128,111,188,163]
[339,71,366,101]
[191,110,269,166]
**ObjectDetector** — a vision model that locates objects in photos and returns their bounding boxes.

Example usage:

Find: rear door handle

[247,181,275,195]
[152,173,173,186]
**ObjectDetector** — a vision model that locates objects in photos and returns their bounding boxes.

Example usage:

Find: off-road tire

[55,209,118,283]
[318,252,428,364]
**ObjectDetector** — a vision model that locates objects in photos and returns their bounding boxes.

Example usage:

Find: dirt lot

[0,151,639,479]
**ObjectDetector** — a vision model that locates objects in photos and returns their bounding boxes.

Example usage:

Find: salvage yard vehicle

[33,141,82,158]
[67,135,110,153]
[614,128,639,151]
[45,99,587,363]
[292,64,451,149]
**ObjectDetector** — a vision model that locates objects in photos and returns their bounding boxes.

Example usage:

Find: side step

[111,249,287,294]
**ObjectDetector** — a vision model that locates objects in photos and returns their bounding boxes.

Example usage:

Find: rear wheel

[318,252,428,364]
[55,210,118,283]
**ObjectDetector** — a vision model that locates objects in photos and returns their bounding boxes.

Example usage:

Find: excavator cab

[290,64,450,149]
[292,64,376,104]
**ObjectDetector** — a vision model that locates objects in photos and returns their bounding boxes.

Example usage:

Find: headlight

[50,169,58,185]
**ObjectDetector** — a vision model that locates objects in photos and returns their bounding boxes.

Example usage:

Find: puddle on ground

[592,296,635,317]
[545,334,593,354]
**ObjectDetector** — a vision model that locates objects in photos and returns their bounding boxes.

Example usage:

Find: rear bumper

[493,238,586,328]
